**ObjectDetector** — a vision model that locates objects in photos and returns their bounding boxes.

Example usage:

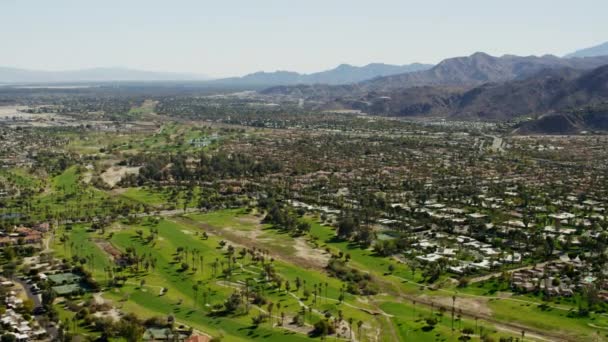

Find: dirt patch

[294,238,330,268]
[94,239,122,261]
[229,226,260,240]
[419,294,492,317]
[111,188,127,195]
[100,166,140,188]
[174,217,327,270]
[82,172,93,184]
[236,215,260,225]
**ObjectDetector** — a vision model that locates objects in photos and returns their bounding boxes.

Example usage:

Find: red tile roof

[186,335,210,342]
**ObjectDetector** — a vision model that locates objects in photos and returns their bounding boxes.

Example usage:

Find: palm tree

[192,284,199,308]
[276,302,281,322]
[451,293,456,331]
[267,302,274,326]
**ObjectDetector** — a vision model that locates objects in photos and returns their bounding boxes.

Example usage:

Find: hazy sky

[1,0,606,77]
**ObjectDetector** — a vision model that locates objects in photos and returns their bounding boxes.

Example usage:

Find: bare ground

[100,166,140,188]
[419,293,492,316]
[94,239,122,261]
[294,238,330,269]
[174,216,328,271]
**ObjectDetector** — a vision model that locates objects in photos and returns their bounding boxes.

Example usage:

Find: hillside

[451,64,608,120]
[325,64,608,122]
[514,106,608,134]
[565,41,608,58]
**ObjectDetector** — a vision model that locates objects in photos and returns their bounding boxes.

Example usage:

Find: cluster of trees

[58,309,144,342]
[373,235,415,257]
[263,204,311,236]
[116,246,158,275]
[326,258,378,295]
[126,152,281,184]
[336,215,375,247]
[32,151,75,176]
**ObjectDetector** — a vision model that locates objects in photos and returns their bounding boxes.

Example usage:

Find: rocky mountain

[212,63,432,86]
[565,41,608,58]
[307,63,433,84]
[326,64,608,122]
[263,52,608,98]
[514,106,608,135]
[0,67,209,83]
[360,52,608,92]
[452,64,608,120]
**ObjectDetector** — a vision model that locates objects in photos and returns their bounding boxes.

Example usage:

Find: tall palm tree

[192,284,199,308]
[451,294,456,331]
[267,302,274,326]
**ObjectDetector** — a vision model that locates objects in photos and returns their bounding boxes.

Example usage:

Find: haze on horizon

[1,0,606,78]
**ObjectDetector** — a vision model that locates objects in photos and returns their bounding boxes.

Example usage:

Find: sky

[0,0,607,78]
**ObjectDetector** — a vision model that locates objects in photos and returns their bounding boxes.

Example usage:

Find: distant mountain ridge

[565,41,608,58]
[211,63,433,86]
[264,52,608,98]
[0,67,209,83]
[357,52,608,91]
[0,63,432,85]
[328,64,608,123]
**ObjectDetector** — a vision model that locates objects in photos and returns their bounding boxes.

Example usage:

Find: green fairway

[63,215,383,341]
[53,223,113,281]
[51,208,597,342]
[121,186,202,209]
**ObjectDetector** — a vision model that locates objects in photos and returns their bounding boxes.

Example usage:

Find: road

[14,277,58,340]
[14,277,41,309]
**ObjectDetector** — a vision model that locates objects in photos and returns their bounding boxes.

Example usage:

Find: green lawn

[65,216,383,341]
[53,223,113,280]
[121,186,202,209]
[51,208,606,342]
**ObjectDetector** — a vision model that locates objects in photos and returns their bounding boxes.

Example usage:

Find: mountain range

[0,63,432,85]
[208,63,433,86]
[3,41,608,133]
[0,67,210,83]
[312,64,607,121]
[261,49,608,133]
[264,52,608,97]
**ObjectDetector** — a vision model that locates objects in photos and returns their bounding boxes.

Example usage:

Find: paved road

[14,277,41,309]
[14,278,58,340]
